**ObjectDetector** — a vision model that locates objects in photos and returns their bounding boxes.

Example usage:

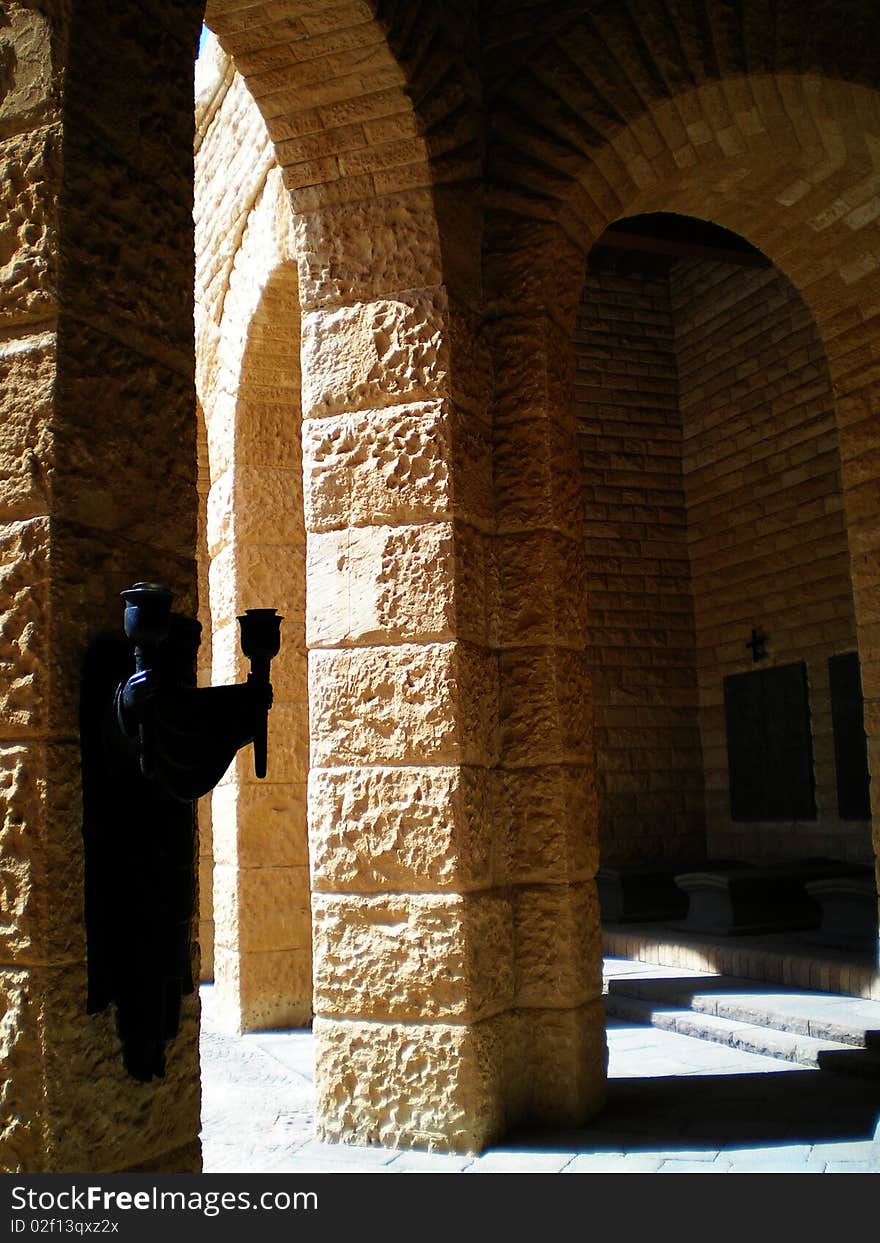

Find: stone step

[605,966,880,1049]
[604,992,859,1067]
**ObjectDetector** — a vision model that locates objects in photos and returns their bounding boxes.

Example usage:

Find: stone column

[209,264,312,1032]
[487,215,608,1124]
[2,0,203,1172]
[299,188,515,1151]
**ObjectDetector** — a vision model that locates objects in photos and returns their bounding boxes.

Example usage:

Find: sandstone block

[55,326,196,555]
[512,881,602,1008]
[301,294,448,418]
[3,963,200,1172]
[0,518,49,738]
[494,415,583,539]
[0,337,54,521]
[0,5,56,132]
[0,742,85,967]
[497,530,587,647]
[306,522,455,647]
[308,764,498,892]
[212,780,309,869]
[0,128,59,325]
[206,464,304,557]
[518,1000,608,1125]
[309,641,498,767]
[0,967,45,1171]
[294,188,443,308]
[485,217,587,324]
[312,891,513,1022]
[302,400,492,532]
[500,646,592,766]
[214,944,312,1033]
[491,313,577,426]
[208,540,306,628]
[231,396,303,472]
[501,765,598,883]
[313,1011,516,1152]
[213,862,311,954]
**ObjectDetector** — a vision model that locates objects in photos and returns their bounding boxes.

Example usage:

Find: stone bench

[597,858,746,923]
[804,870,877,949]
[674,859,868,936]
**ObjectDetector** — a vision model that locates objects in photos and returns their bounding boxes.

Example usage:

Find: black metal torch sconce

[79,582,282,1082]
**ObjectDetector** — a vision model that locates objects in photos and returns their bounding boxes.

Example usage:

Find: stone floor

[200,981,880,1173]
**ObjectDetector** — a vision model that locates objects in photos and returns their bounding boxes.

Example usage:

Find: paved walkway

[200,980,880,1173]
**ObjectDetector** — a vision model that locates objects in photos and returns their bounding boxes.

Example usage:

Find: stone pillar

[300,188,514,1151]
[1,0,203,1172]
[208,264,312,1032]
[487,215,608,1124]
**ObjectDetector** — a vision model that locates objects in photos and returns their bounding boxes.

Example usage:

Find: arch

[578,213,870,876]
[488,71,880,973]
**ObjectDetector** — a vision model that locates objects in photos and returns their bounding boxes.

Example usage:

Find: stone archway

[487,68,880,992]
[195,45,311,1033]
[576,211,872,878]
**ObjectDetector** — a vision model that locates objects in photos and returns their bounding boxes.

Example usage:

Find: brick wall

[576,264,704,864]
[672,259,870,863]
[576,255,869,868]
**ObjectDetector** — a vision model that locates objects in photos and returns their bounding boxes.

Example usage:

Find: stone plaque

[724,662,816,822]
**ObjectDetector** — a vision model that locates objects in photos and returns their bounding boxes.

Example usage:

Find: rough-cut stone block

[0,338,54,521]
[309,764,498,893]
[312,892,513,1021]
[0,967,45,1171]
[302,400,492,533]
[3,964,200,1172]
[309,641,498,767]
[314,1012,516,1152]
[206,464,304,557]
[0,518,49,738]
[306,522,455,647]
[295,188,443,308]
[0,6,56,132]
[448,300,493,423]
[55,325,196,555]
[501,765,598,884]
[491,313,576,426]
[485,218,587,325]
[500,647,591,766]
[494,415,583,539]
[301,294,448,418]
[518,1000,608,1125]
[0,742,85,966]
[232,396,303,471]
[497,530,587,647]
[512,881,602,1008]
[208,540,305,628]
[0,128,59,325]
[214,943,312,1033]
[213,862,311,954]
[212,780,309,869]
[63,124,195,367]
[455,520,498,648]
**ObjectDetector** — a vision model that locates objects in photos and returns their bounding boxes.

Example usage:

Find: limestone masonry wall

[673,259,867,862]
[576,266,703,864]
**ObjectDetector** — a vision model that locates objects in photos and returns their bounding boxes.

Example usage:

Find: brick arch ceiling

[203,0,482,212]
[485,0,880,221]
